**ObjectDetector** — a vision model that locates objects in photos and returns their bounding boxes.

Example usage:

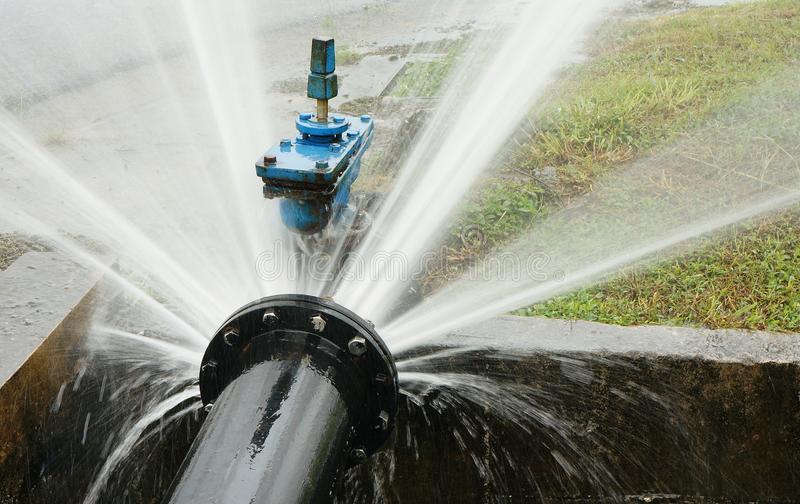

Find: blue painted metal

[256,115,373,189]
[255,37,374,235]
[310,37,336,75]
[308,37,337,100]
[307,73,338,101]
[294,113,350,138]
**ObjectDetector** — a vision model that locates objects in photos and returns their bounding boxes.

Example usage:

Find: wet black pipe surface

[166,357,350,504]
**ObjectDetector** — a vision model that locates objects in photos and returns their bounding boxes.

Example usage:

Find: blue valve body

[256,37,371,235]
[256,114,374,234]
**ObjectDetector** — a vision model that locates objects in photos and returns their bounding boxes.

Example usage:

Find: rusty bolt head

[315,160,329,170]
[264,155,277,164]
[310,314,327,332]
[348,335,367,356]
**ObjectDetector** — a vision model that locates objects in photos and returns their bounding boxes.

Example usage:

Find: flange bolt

[223,328,240,347]
[262,309,279,326]
[348,335,367,356]
[200,360,218,374]
[378,410,390,431]
[350,447,367,464]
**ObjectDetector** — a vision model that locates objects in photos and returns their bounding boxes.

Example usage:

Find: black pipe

[165,295,398,504]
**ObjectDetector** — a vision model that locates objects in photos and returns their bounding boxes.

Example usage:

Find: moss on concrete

[0,234,49,272]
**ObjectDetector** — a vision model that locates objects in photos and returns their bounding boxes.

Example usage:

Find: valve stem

[307,37,337,123]
[316,99,329,122]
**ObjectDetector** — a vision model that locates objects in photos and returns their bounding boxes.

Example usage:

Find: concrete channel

[0,251,798,502]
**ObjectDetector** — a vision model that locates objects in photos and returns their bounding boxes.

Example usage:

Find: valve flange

[199,294,398,457]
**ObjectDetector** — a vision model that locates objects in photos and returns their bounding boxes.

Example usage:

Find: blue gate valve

[256,37,374,235]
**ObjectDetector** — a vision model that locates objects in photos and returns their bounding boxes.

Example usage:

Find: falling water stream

[1,0,798,501]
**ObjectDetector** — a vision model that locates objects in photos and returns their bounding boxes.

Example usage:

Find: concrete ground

[0,0,743,237]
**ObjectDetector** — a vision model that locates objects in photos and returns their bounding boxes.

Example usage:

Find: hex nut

[350,447,367,463]
[348,335,367,356]
[223,328,240,346]
[262,310,279,325]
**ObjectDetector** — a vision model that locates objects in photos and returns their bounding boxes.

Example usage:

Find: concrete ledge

[442,315,800,364]
[0,252,99,385]
[0,252,99,491]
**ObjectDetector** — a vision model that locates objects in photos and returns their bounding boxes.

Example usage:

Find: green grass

[454,0,800,332]
[519,210,800,332]
[1,95,27,114]
[454,180,546,248]
[511,0,800,194]
[337,46,363,66]
[0,234,49,271]
[390,45,461,98]
[419,180,547,292]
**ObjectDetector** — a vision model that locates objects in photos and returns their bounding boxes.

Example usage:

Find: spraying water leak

[382,66,800,352]
[1,0,798,501]
[333,0,620,316]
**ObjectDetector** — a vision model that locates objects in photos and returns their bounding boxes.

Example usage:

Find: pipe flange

[199,294,398,458]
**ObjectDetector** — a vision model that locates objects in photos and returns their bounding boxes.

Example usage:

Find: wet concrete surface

[0,252,99,385]
[441,315,800,364]
[0,253,102,504]
[0,0,522,253]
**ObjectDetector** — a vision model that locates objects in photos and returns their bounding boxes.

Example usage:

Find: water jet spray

[165,40,396,504]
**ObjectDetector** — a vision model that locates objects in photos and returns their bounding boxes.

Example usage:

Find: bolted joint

[199,295,399,463]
